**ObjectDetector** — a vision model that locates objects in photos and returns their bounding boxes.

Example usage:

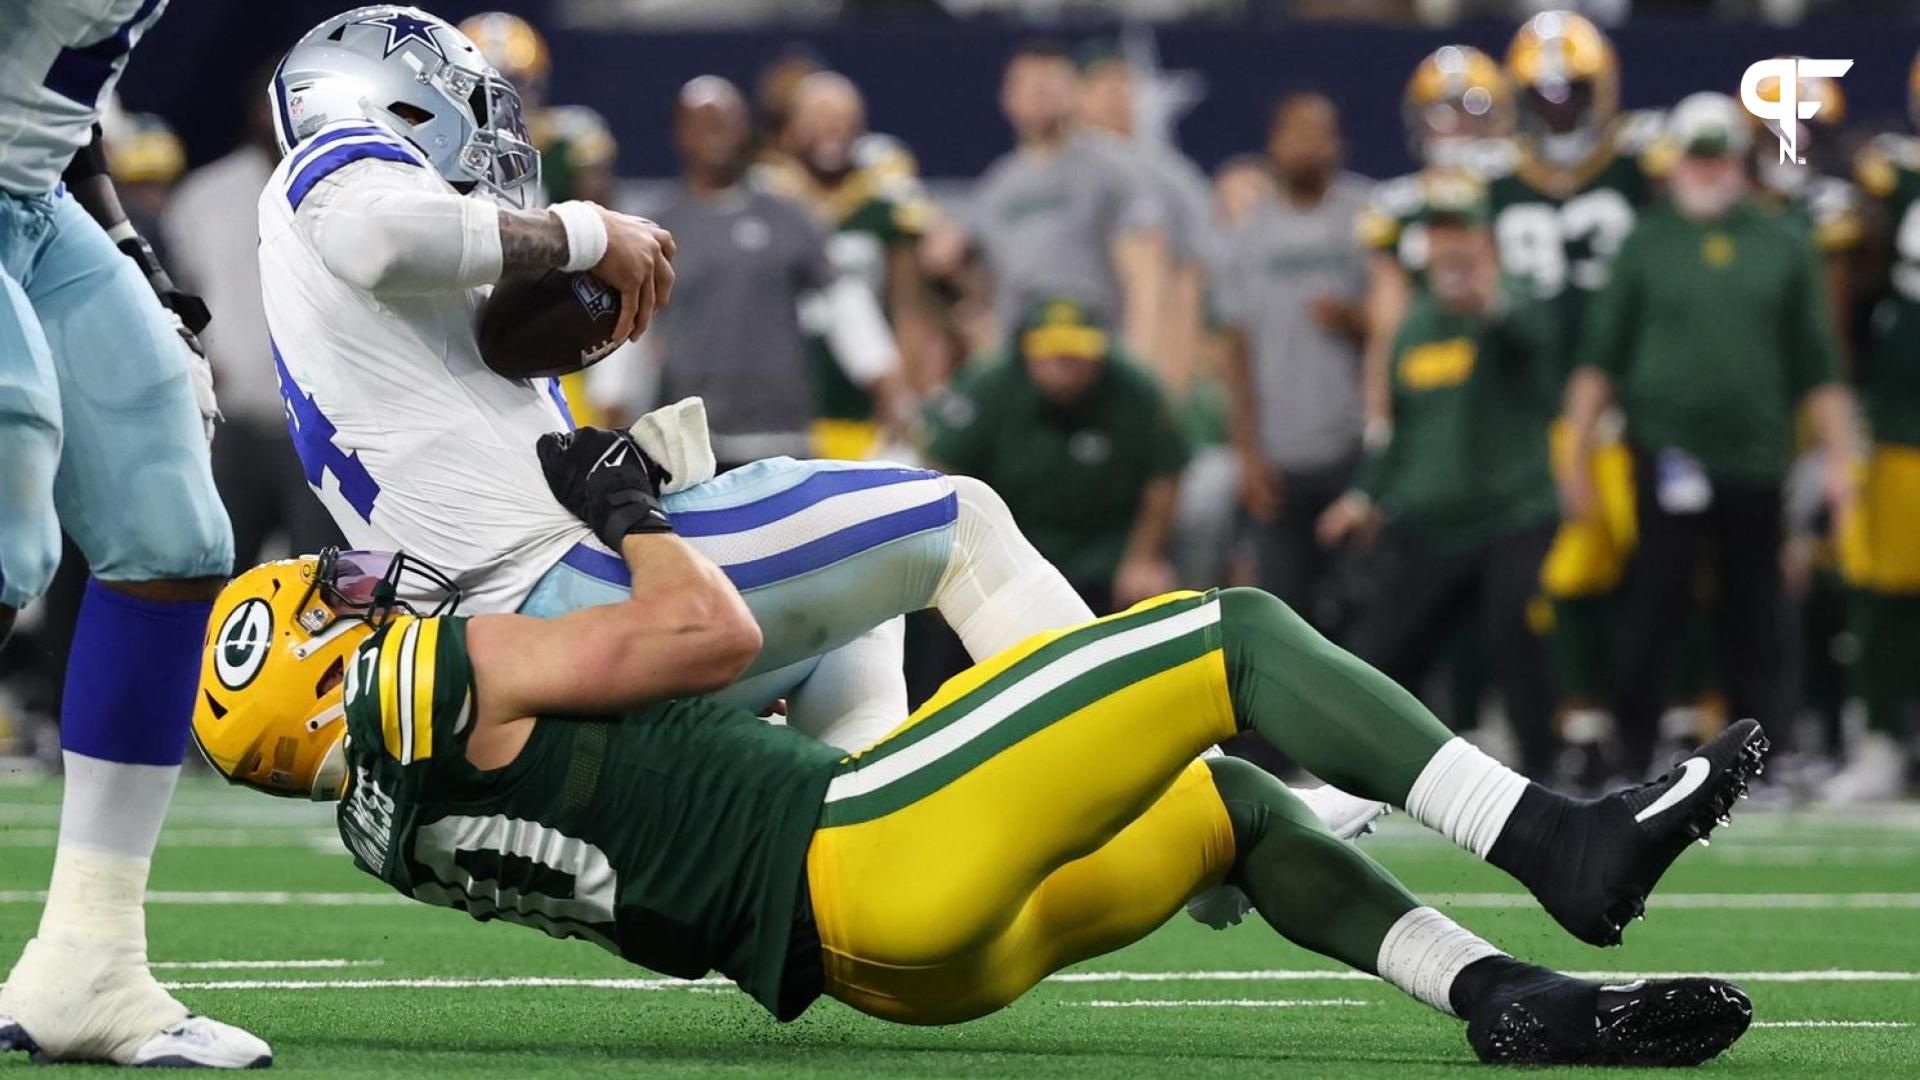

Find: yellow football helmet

[1750,60,1846,132]
[1506,11,1619,144]
[1908,47,1920,131]
[1403,45,1514,162]
[192,549,460,800]
[458,12,551,91]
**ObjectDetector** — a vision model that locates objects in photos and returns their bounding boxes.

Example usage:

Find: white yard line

[132,969,1920,993]
[0,890,410,906]
[1051,969,1920,984]
[1758,1014,1904,1022]
[1427,893,1920,910]
[150,959,383,971]
[1080,999,1369,1009]
[9,889,1919,911]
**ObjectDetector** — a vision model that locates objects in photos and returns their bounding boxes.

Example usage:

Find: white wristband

[550,201,608,273]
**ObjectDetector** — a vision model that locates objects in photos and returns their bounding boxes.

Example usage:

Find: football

[477,269,623,379]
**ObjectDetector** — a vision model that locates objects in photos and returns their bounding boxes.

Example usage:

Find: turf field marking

[12,889,1919,911]
[1050,969,1920,984]
[1428,892,1920,910]
[1751,1014,1912,1022]
[1080,999,1370,1009]
[135,970,1920,994]
[150,959,384,971]
[0,890,409,906]
[155,977,734,991]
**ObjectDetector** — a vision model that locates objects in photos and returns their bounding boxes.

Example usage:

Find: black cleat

[1469,975,1753,1067]
[1504,719,1769,947]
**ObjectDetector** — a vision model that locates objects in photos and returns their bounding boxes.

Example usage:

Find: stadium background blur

[0,0,1915,807]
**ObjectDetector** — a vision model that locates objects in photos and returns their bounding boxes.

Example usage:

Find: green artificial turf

[1,778,1915,1077]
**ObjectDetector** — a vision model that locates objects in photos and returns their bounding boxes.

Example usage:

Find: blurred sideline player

[1837,53,1920,800]
[1746,63,1861,361]
[258,8,1384,844]
[758,71,935,460]
[1356,44,1515,440]
[0,0,268,1068]
[186,446,1767,1065]
[1497,11,1658,776]
[459,11,618,427]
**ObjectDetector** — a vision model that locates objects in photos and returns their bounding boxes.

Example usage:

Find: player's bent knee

[1204,756,1322,853]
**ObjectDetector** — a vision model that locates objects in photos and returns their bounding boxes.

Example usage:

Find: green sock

[1207,757,1416,972]
[1216,587,1456,803]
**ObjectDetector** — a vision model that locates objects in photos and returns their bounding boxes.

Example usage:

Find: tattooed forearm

[498,208,570,274]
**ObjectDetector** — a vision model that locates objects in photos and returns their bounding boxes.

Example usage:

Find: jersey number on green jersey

[412,814,621,951]
[1496,188,1636,298]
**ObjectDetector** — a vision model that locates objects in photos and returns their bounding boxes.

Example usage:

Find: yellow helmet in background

[192,550,461,801]
[1403,45,1514,162]
[1750,60,1847,132]
[1506,11,1620,144]
[458,12,551,90]
[1908,47,1920,131]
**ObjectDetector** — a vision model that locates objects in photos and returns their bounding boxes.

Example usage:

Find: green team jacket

[922,349,1188,589]
[1576,199,1842,485]
[1357,277,1560,555]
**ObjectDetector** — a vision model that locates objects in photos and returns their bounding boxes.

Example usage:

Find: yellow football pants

[1540,419,1637,598]
[805,592,1240,1024]
[1839,443,1920,594]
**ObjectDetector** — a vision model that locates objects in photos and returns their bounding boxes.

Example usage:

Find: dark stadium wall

[123,7,1917,182]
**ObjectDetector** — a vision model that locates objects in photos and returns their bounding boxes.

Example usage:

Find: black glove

[116,233,211,339]
[537,428,674,549]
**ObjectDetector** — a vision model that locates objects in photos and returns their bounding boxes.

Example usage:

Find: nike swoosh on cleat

[1634,758,1709,823]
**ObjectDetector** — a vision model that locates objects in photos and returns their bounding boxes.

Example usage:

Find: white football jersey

[0,0,170,196]
[258,119,592,613]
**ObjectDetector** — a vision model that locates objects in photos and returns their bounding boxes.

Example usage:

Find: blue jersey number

[273,344,381,521]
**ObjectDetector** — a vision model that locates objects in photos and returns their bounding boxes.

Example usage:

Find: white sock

[934,475,1095,659]
[1405,737,1530,858]
[1375,906,1506,1017]
[36,846,149,950]
[36,753,179,945]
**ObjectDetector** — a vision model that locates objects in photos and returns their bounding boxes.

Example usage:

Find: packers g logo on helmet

[212,598,275,691]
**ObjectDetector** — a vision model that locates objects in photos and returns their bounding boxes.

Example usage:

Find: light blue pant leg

[0,265,62,611]
[0,194,64,610]
[33,192,231,582]
[521,457,958,708]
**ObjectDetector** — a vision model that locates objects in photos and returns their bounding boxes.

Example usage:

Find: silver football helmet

[271,5,539,205]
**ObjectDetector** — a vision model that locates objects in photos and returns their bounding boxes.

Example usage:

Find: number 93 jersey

[1488,120,1659,383]
[335,615,843,1018]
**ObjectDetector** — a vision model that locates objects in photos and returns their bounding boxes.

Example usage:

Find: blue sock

[60,580,211,767]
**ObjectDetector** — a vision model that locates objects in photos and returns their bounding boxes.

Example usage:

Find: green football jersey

[532,105,615,205]
[1486,119,1659,377]
[335,615,843,1020]
[1855,134,1920,447]
[797,169,933,423]
[1355,276,1560,555]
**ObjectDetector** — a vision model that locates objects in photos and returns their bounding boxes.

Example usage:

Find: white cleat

[0,938,271,1068]
[1819,731,1911,805]
[1293,784,1392,841]
[1185,783,1393,929]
